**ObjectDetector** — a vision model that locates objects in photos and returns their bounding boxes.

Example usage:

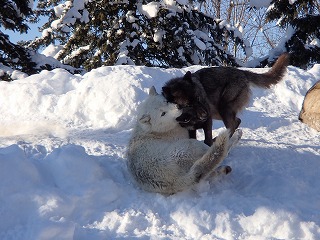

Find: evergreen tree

[0,0,37,79]
[266,0,320,68]
[0,0,82,81]
[29,0,251,71]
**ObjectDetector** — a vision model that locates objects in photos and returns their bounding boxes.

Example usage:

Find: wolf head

[176,105,208,129]
[162,71,196,107]
[162,71,208,125]
[137,86,182,133]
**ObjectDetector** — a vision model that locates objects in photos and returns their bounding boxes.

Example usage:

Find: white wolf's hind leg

[227,128,242,152]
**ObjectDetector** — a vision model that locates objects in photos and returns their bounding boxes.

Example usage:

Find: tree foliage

[29,0,250,71]
[0,0,36,79]
[193,0,287,64]
[2,0,320,79]
[0,0,82,81]
[266,0,320,68]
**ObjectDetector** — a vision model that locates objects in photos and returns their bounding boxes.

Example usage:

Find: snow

[64,45,90,63]
[50,0,89,32]
[54,4,66,18]
[126,11,137,23]
[153,30,165,44]
[164,0,176,7]
[42,44,64,59]
[51,19,61,30]
[0,64,320,239]
[0,63,28,80]
[310,38,320,48]
[139,2,160,19]
[41,28,52,38]
[267,26,295,62]
[289,0,298,4]
[194,37,206,50]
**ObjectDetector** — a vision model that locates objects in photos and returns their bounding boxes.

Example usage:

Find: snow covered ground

[0,64,319,239]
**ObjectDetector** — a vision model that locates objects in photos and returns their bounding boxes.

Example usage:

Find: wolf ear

[149,86,158,96]
[139,114,151,124]
[183,71,192,82]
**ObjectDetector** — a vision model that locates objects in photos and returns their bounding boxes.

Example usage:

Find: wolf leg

[206,130,241,181]
[188,130,229,183]
[228,128,242,153]
[203,119,213,146]
[235,117,241,129]
[188,130,197,139]
[220,109,238,137]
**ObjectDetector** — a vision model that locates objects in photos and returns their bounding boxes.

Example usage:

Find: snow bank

[0,64,319,239]
[0,66,181,131]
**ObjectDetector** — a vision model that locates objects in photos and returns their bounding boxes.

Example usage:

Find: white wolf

[127,86,242,194]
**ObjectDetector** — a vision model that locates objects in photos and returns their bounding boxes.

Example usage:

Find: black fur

[162,53,290,146]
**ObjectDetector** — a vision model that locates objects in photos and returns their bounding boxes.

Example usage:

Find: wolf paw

[215,165,232,175]
[208,165,232,179]
[225,165,232,174]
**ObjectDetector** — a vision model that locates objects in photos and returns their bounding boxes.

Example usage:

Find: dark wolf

[162,53,290,146]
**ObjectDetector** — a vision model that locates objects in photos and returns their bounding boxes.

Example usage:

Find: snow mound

[0,65,319,239]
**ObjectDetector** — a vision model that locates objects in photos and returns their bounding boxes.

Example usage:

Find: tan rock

[299,80,320,131]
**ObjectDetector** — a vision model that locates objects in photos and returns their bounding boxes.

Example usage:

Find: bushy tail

[246,53,290,88]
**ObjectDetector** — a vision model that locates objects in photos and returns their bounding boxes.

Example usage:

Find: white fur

[127,86,241,194]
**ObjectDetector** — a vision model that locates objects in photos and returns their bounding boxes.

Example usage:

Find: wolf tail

[246,53,290,88]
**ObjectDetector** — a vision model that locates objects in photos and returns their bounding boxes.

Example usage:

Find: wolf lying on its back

[127,86,242,195]
[162,53,290,146]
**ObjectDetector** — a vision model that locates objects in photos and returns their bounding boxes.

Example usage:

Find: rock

[299,80,320,131]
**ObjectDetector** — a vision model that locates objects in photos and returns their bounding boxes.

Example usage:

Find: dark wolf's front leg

[203,119,213,146]
[188,130,197,139]
[220,109,241,137]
